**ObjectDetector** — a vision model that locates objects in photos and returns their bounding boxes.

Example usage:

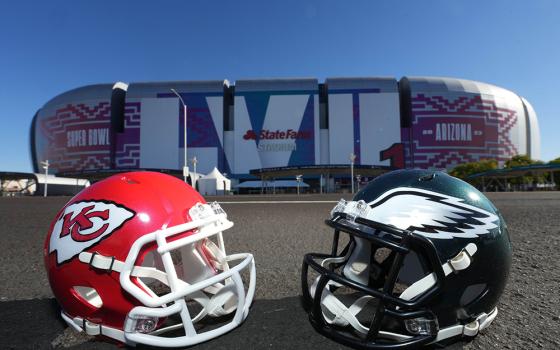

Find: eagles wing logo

[49,200,135,264]
[365,188,499,239]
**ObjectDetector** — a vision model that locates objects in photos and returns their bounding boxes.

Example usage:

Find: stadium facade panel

[30,77,540,178]
[123,80,228,175]
[232,78,319,174]
[326,77,401,167]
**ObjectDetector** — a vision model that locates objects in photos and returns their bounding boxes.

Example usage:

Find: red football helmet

[44,171,256,347]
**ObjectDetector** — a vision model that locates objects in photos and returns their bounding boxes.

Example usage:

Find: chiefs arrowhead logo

[49,200,135,264]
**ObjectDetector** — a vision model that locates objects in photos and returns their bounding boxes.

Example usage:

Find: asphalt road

[0,192,559,349]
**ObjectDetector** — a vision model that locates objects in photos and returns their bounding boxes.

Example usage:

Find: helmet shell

[44,171,205,330]
[353,169,512,327]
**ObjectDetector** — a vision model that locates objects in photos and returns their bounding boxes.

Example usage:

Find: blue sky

[1,0,558,172]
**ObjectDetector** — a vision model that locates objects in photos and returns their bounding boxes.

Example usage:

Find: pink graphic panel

[39,102,111,172]
[402,94,518,168]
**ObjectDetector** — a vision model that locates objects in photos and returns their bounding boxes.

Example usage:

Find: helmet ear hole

[72,286,103,308]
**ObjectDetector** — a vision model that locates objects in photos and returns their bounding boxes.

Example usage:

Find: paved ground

[0,192,558,349]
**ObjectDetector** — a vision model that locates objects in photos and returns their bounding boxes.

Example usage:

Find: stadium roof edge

[467,163,560,179]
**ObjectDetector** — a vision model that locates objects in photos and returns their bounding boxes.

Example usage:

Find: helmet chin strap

[399,243,477,302]
[79,245,238,322]
[310,242,491,342]
[63,249,254,346]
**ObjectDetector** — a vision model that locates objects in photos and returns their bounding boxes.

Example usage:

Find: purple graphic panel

[288,95,316,165]
[352,93,361,163]
[158,92,230,173]
[115,102,141,168]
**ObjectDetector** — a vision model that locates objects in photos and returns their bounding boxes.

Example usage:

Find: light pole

[191,156,198,189]
[41,160,49,197]
[171,88,189,183]
[296,174,303,195]
[350,153,356,194]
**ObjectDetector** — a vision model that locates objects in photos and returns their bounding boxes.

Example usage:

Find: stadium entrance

[248,164,394,194]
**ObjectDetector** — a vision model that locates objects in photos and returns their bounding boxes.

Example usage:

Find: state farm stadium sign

[243,129,311,152]
[243,129,312,140]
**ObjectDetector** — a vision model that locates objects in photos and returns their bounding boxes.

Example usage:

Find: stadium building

[30,76,540,190]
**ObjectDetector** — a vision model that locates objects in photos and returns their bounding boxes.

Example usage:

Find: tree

[449,159,497,180]
[504,154,543,168]
[503,155,545,186]
[450,159,498,190]
[548,157,560,190]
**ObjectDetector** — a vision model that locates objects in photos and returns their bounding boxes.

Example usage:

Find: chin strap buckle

[61,312,128,344]
[82,318,102,336]
[80,252,123,273]
[463,307,498,337]
[462,319,479,337]
[443,243,477,276]
[432,307,499,343]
